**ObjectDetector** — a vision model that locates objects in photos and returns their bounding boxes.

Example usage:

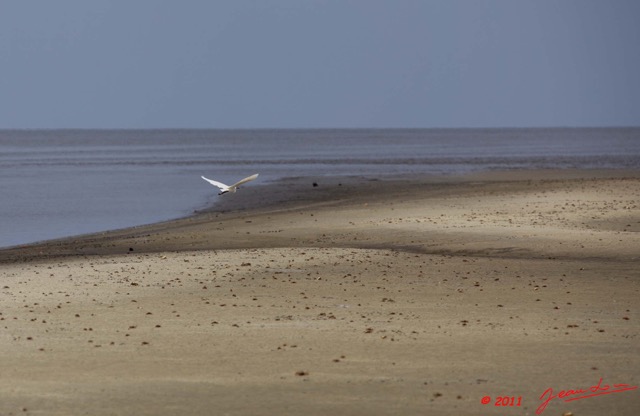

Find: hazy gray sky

[1,0,639,128]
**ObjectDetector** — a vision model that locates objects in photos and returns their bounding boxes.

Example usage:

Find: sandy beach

[1,169,639,415]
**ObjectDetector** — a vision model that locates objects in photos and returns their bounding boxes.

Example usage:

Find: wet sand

[1,170,639,415]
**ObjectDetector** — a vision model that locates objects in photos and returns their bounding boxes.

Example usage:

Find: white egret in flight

[201,174,259,195]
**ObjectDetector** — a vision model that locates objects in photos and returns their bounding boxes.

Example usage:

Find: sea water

[1,128,638,248]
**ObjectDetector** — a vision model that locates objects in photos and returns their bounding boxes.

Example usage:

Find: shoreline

[2,168,639,262]
[1,168,639,415]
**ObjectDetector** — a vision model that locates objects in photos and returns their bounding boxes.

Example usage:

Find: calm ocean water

[1,128,639,248]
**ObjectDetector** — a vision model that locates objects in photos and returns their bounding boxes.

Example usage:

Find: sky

[1,0,639,129]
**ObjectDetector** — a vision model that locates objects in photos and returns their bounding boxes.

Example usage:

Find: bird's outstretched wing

[230,173,259,188]
[201,176,229,190]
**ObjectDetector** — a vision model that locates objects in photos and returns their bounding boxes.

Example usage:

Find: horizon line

[1,125,639,131]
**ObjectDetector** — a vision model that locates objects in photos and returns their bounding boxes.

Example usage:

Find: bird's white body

[201,173,259,195]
